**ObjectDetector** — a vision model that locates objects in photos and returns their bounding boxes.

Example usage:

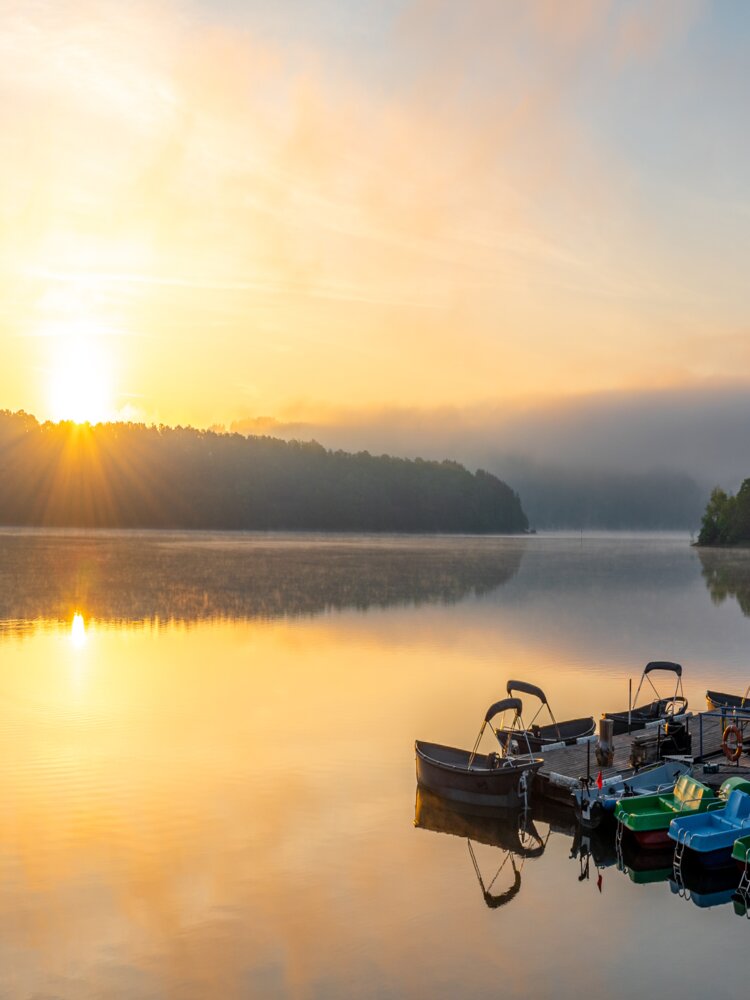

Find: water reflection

[414,788,548,909]
[570,821,618,887]
[0,530,525,627]
[0,531,748,997]
[668,865,741,909]
[416,786,749,921]
[71,611,86,647]
[699,547,750,617]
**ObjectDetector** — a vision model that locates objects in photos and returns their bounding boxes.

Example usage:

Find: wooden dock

[535,711,736,805]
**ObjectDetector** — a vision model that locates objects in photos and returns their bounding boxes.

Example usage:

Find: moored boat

[494,680,595,752]
[603,661,688,735]
[575,758,691,828]
[415,697,544,808]
[614,773,719,849]
[668,778,750,867]
[706,685,750,712]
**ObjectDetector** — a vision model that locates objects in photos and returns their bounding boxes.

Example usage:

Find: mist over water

[234,385,750,528]
[0,530,749,998]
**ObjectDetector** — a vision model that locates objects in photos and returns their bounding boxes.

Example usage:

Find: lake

[0,529,748,999]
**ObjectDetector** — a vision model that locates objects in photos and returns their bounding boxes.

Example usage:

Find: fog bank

[231,385,750,529]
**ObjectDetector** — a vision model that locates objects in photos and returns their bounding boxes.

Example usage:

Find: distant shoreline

[0,409,529,535]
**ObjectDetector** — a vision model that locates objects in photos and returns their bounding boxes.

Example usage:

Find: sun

[47,325,115,424]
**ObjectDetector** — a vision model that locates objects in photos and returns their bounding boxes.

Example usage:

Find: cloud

[231,380,750,489]
[1,0,743,428]
[612,0,704,67]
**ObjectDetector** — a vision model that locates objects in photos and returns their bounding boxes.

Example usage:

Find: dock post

[596,717,615,767]
[628,678,632,735]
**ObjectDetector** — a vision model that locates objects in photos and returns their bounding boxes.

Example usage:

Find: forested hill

[697,481,750,545]
[0,410,528,533]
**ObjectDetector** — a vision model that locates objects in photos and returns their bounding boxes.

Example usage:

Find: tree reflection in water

[0,531,526,629]
[698,547,750,618]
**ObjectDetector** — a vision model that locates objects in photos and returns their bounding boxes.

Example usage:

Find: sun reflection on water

[71,612,86,647]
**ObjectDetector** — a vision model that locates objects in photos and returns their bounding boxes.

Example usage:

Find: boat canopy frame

[632,660,686,715]
[506,679,561,738]
[468,697,536,767]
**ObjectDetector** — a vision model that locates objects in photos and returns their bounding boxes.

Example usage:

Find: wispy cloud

[1,0,745,427]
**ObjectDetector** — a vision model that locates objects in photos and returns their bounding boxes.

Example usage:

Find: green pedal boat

[615,774,729,849]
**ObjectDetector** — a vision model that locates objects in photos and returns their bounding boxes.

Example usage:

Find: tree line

[697,481,750,546]
[0,410,529,533]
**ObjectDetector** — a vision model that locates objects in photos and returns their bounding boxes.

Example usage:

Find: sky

[1,0,750,482]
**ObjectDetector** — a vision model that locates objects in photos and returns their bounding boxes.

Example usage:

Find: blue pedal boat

[668,777,750,867]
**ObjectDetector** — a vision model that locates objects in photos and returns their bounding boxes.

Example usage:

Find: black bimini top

[644,661,682,676]
[506,680,547,705]
[484,697,523,723]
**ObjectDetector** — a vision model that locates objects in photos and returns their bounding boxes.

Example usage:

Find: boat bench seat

[615,775,716,832]
[721,788,750,823]
[668,775,711,813]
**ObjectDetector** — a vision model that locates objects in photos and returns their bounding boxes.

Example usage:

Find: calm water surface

[0,529,748,999]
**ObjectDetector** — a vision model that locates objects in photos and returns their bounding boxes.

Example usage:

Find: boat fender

[722,723,743,763]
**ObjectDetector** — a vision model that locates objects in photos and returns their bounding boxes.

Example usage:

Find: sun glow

[71,613,86,648]
[47,329,115,425]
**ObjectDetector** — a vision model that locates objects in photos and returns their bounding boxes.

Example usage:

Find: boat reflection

[733,890,750,919]
[414,787,550,910]
[618,828,744,910]
[570,821,618,890]
[468,841,522,909]
[618,835,674,885]
[417,783,750,917]
[669,863,741,909]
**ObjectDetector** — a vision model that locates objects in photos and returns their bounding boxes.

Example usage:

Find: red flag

[596,771,603,790]
[597,873,603,893]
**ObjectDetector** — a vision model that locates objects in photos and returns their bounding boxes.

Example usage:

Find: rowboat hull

[415,740,543,808]
[706,689,748,711]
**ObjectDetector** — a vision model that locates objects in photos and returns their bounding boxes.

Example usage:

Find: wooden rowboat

[415,697,543,808]
[603,661,688,735]
[706,686,750,712]
[494,680,595,752]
